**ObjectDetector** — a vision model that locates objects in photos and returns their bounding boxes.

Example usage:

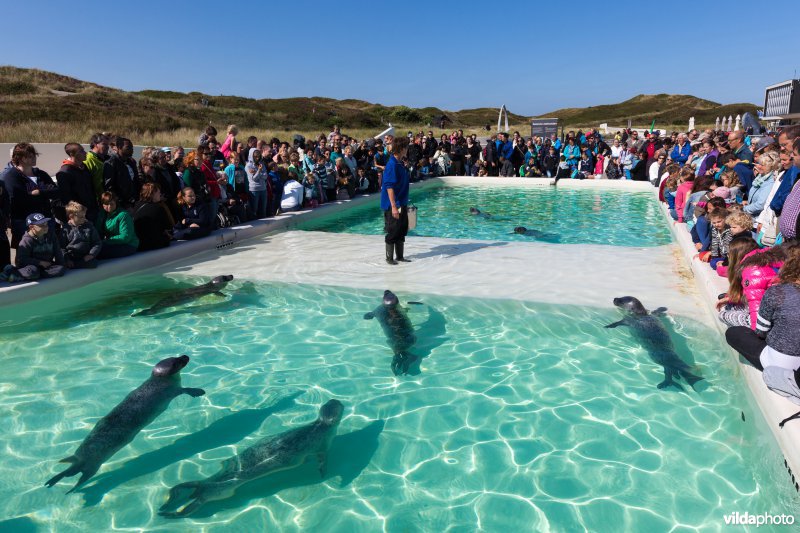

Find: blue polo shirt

[380,155,409,210]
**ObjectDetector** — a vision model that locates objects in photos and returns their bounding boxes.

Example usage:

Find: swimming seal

[132,275,234,316]
[512,227,560,242]
[158,399,344,518]
[607,296,704,390]
[364,290,418,375]
[45,355,205,492]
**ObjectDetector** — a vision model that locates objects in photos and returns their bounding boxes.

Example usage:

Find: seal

[364,290,418,375]
[469,207,492,218]
[607,296,704,390]
[158,399,344,518]
[512,227,560,242]
[44,355,205,493]
[132,275,234,316]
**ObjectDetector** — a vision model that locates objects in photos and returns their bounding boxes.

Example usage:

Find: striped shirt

[756,283,800,357]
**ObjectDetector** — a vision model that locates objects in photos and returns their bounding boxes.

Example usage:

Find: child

[523,157,539,177]
[288,153,304,182]
[61,201,102,269]
[605,155,622,180]
[594,153,605,178]
[14,212,66,281]
[542,146,558,177]
[335,157,355,200]
[553,156,572,184]
[301,173,320,208]
[173,187,212,240]
[717,242,786,329]
[664,176,680,219]
[578,151,593,179]
[418,157,435,179]
[726,210,754,240]
[477,161,488,177]
[673,168,695,222]
[699,209,732,270]
[692,196,727,252]
[726,243,800,373]
[356,167,370,192]
[312,154,329,203]
[224,151,248,202]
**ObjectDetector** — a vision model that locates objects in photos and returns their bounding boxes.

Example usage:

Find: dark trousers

[726,326,766,371]
[384,208,409,244]
[0,232,9,268]
[98,242,138,260]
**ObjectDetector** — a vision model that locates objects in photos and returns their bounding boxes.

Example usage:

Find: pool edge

[661,201,800,492]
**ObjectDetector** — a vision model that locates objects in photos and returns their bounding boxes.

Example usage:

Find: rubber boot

[395,242,411,262]
[385,243,397,265]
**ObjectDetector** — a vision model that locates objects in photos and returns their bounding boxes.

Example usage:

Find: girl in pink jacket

[718,245,786,329]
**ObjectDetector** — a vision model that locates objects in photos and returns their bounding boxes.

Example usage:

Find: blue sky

[1,0,799,116]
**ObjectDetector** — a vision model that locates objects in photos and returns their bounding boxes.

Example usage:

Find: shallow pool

[0,277,793,531]
[297,186,672,247]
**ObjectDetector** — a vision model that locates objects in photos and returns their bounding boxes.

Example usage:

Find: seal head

[383,290,399,308]
[514,226,527,234]
[152,355,190,377]
[319,399,345,426]
[613,296,648,316]
[469,207,480,215]
[211,275,234,287]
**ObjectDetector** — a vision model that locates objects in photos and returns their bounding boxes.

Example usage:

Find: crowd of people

[650,124,800,417]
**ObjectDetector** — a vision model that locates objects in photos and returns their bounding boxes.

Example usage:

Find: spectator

[84,133,109,199]
[280,178,304,212]
[61,201,101,269]
[57,146,98,227]
[173,187,212,240]
[96,191,138,259]
[726,244,800,372]
[743,151,780,218]
[133,183,173,251]
[220,125,238,159]
[727,130,753,167]
[13,212,66,281]
[3,143,59,247]
[103,137,139,209]
[670,133,691,166]
[245,149,268,219]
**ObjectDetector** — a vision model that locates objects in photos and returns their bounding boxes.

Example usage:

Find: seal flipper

[44,456,80,488]
[213,291,225,297]
[181,387,206,398]
[651,307,668,316]
[159,482,207,518]
[317,452,328,477]
[363,312,375,320]
[657,369,684,391]
[65,465,101,494]
[605,320,627,329]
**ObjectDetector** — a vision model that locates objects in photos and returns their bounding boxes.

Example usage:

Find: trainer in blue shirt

[381,136,411,264]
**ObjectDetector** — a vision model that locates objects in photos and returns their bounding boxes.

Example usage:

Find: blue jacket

[562,145,580,162]
[769,166,799,215]
[499,141,513,160]
[380,155,409,210]
[732,163,755,195]
[744,174,775,216]
[670,142,691,166]
[691,215,712,252]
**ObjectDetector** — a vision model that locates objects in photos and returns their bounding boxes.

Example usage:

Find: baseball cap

[26,213,50,226]
[161,147,171,153]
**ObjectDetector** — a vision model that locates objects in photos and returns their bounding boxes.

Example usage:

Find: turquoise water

[0,276,792,531]
[297,186,672,247]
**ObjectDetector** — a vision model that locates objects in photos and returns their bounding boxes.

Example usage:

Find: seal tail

[44,456,81,488]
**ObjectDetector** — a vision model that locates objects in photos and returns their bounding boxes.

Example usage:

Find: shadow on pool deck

[163,419,386,520]
[76,392,303,507]
[410,240,508,260]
